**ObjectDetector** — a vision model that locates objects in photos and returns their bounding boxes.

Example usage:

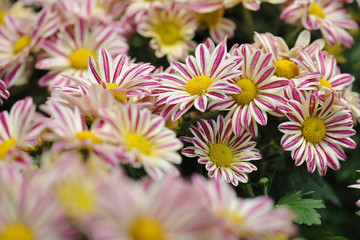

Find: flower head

[100,103,183,179]
[181,115,261,186]
[37,19,128,90]
[156,39,242,121]
[278,91,356,175]
[209,44,288,137]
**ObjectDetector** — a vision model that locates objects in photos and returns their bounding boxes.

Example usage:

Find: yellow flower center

[209,143,233,167]
[218,209,244,224]
[13,35,32,54]
[125,133,151,155]
[0,139,17,159]
[22,138,43,153]
[232,78,258,105]
[0,222,35,240]
[273,59,299,79]
[302,117,326,143]
[56,178,96,216]
[317,78,333,90]
[0,11,6,25]
[101,83,128,102]
[76,130,102,143]
[165,117,183,130]
[185,76,212,96]
[155,22,181,45]
[198,8,224,28]
[69,49,96,69]
[307,3,326,19]
[130,218,164,240]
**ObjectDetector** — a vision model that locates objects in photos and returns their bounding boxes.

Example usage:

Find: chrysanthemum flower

[280,0,358,47]
[181,115,261,186]
[278,90,356,175]
[192,175,297,239]
[0,97,44,166]
[37,19,128,90]
[61,48,159,102]
[183,0,236,43]
[100,103,183,179]
[87,176,219,240]
[41,100,124,166]
[156,40,242,121]
[295,50,354,94]
[0,1,35,26]
[0,165,72,240]
[253,31,322,90]
[137,2,197,61]
[209,44,288,137]
[0,9,59,87]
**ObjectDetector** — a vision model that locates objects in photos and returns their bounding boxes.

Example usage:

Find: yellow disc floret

[70,49,95,69]
[101,83,128,102]
[125,133,151,155]
[76,130,102,144]
[218,209,244,224]
[274,59,299,79]
[0,138,17,159]
[13,35,32,54]
[0,222,35,240]
[185,76,212,96]
[232,78,258,105]
[307,3,326,19]
[209,143,233,167]
[302,117,326,143]
[317,78,333,90]
[56,178,96,216]
[155,22,181,45]
[197,8,224,28]
[0,11,6,25]
[130,218,164,240]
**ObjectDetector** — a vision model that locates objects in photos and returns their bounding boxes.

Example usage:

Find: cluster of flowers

[0,154,297,239]
[0,0,359,100]
[0,0,360,238]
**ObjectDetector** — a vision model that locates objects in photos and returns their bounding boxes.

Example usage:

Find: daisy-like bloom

[0,78,9,105]
[37,19,128,90]
[296,49,354,94]
[137,2,197,61]
[155,40,242,121]
[181,115,261,186]
[60,48,159,103]
[192,175,297,239]
[253,31,322,91]
[57,84,117,120]
[280,0,358,47]
[209,44,288,137]
[278,90,356,176]
[180,0,236,43]
[0,1,35,26]
[37,153,113,222]
[87,175,219,240]
[0,97,44,166]
[41,100,124,166]
[0,9,59,87]
[0,165,72,240]
[100,103,183,179]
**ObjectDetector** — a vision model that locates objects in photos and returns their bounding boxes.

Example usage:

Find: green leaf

[277,191,325,226]
[300,226,348,240]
